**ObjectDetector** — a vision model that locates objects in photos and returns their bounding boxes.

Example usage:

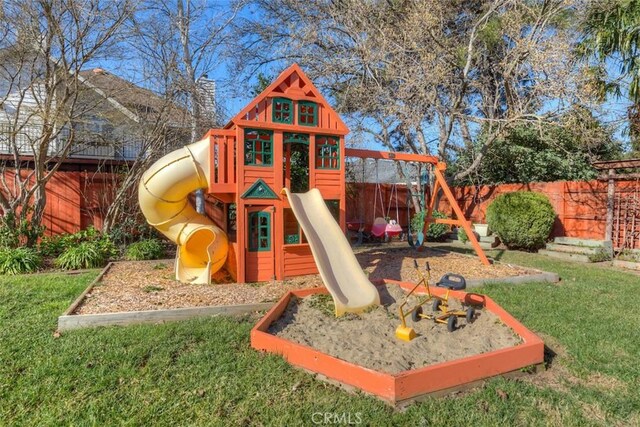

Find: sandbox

[251,281,544,405]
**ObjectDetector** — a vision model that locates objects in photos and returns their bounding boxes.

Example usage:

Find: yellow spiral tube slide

[138,138,228,284]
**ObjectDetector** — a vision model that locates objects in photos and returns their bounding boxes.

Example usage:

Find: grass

[1,249,639,425]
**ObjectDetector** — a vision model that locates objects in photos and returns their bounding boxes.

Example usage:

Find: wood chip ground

[76,246,530,315]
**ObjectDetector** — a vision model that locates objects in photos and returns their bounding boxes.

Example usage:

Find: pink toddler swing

[371,163,403,238]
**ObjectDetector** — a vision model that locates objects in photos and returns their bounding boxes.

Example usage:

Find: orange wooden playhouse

[202,64,487,283]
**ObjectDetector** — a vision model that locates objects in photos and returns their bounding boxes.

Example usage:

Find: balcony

[0,123,144,161]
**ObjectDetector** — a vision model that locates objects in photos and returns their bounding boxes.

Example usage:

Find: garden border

[57,262,273,331]
[613,259,640,271]
[429,245,560,286]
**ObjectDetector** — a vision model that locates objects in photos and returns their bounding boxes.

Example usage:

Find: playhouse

[199,64,349,283]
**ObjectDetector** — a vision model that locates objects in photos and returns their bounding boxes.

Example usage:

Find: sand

[268,284,521,374]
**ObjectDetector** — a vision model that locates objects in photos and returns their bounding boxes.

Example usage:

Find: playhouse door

[245,206,275,282]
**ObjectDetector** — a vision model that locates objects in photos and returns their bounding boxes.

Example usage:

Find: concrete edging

[429,246,560,286]
[58,302,274,331]
[613,259,640,271]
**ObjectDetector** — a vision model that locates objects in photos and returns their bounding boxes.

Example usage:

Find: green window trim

[316,135,340,169]
[244,129,273,166]
[272,97,293,124]
[248,211,271,252]
[298,101,318,126]
[283,132,309,145]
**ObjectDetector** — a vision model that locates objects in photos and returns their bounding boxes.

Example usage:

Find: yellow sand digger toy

[396,260,477,342]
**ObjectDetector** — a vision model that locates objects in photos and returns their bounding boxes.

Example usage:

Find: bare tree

[132,0,246,141]
[234,0,591,184]
[0,0,133,245]
[89,0,246,223]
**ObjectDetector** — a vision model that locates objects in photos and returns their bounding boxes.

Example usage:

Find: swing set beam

[344,148,491,266]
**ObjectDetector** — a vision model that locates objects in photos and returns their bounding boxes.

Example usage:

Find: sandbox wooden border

[57,262,272,332]
[251,282,545,406]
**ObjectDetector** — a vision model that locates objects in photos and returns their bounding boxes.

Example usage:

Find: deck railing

[0,123,144,161]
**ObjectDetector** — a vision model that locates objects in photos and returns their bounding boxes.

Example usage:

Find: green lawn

[1,249,639,426]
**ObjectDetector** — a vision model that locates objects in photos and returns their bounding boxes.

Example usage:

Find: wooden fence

[1,169,118,236]
[7,168,640,251]
[436,180,640,249]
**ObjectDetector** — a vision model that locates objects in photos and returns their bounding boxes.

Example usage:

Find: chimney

[196,75,216,118]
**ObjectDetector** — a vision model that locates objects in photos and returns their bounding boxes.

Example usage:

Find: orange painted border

[250,282,544,403]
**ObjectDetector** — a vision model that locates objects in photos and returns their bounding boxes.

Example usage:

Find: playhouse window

[248,211,271,251]
[316,135,340,169]
[244,129,273,166]
[283,208,307,245]
[298,101,317,126]
[272,97,293,124]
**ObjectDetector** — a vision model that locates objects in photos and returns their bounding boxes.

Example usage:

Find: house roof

[78,68,190,126]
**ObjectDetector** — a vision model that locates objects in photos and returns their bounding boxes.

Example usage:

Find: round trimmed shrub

[125,239,165,261]
[55,241,107,270]
[486,191,555,250]
[0,247,43,275]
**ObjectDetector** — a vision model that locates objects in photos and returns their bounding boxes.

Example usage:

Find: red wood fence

[436,180,640,249]
[6,168,640,251]
[1,169,117,236]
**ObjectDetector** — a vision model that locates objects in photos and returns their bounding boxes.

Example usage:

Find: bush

[41,227,118,260]
[0,211,45,248]
[458,227,469,244]
[486,192,555,250]
[55,241,105,270]
[125,239,166,261]
[107,217,160,246]
[411,210,449,242]
[0,247,43,275]
[39,235,67,257]
[95,237,118,260]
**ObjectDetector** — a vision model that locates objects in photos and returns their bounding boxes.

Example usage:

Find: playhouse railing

[207,129,237,193]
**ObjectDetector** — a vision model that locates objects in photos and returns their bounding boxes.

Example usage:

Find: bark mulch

[76,246,531,315]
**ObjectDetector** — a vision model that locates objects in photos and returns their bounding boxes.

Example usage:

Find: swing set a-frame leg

[429,164,491,266]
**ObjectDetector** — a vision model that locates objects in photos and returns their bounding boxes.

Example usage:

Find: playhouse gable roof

[226,64,348,134]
